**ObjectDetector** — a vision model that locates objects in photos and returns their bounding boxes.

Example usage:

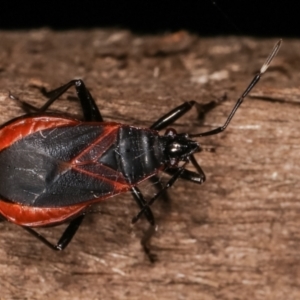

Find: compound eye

[169,142,182,154]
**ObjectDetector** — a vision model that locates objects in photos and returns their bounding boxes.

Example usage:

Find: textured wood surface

[0,30,299,300]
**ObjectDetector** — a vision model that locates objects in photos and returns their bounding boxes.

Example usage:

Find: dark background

[0,1,297,37]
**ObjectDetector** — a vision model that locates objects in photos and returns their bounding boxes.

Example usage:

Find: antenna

[190,39,282,138]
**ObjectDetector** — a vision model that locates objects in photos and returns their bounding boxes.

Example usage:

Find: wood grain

[0,30,299,300]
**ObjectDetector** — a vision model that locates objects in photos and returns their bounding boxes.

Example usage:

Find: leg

[22,214,85,251]
[150,96,226,131]
[41,80,103,122]
[131,186,155,226]
[132,164,187,224]
[10,79,103,122]
[133,175,172,262]
[132,155,205,223]
[148,174,171,203]
[165,155,206,185]
[9,92,41,114]
[131,186,160,262]
[132,159,205,261]
[150,101,195,131]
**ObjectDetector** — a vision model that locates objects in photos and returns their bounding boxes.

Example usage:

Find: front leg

[150,95,227,131]
[132,164,187,224]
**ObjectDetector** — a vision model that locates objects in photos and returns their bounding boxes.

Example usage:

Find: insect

[0,40,281,251]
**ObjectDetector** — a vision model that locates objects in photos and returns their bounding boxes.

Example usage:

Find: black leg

[41,80,103,122]
[10,80,103,122]
[132,163,187,224]
[148,174,171,203]
[9,93,41,114]
[132,154,206,223]
[22,214,85,251]
[150,95,228,131]
[132,185,161,262]
[131,186,155,226]
[165,168,205,185]
[134,175,172,263]
[150,101,195,131]
[189,154,206,182]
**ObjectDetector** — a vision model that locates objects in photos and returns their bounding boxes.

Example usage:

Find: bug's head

[164,128,200,166]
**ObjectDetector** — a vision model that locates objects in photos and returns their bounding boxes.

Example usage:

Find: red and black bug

[0,40,281,251]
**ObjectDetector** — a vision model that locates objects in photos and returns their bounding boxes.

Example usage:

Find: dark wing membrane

[19,123,105,161]
[0,124,127,207]
[33,168,120,207]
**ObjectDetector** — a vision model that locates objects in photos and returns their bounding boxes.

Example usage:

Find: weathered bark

[0,30,299,300]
